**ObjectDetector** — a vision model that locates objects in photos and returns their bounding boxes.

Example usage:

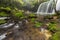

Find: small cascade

[37,0,55,15]
[0,17,10,20]
[0,33,7,40]
[37,2,49,13]
[46,0,54,13]
[56,0,60,11]
[0,23,14,28]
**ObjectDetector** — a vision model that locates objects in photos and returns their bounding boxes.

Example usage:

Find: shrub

[51,32,60,40]
[35,22,42,28]
[0,20,6,25]
[0,12,8,17]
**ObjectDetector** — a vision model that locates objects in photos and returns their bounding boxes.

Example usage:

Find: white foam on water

[0,33,7,40]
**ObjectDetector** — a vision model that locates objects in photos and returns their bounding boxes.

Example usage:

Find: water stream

[0,0,60,40]
[0,17,10,20]
[0,23,14,28]
[0,33,7,40]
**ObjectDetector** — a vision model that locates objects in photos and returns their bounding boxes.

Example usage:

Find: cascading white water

[37,2,49,14]
[0,17,14,28]
[0,17,10,20]
[46,0,54,13]
[0,33,7,40]
[37,0,55,15]
[56,0,60,11]
[0,23,14,28]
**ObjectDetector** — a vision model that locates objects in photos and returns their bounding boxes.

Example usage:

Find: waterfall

[37,0,55,15]
[46,0,53,13]
[56,0,60,11]
[37,2,49,13]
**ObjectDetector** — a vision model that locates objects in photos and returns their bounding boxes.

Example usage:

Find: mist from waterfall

[37,0,55,15]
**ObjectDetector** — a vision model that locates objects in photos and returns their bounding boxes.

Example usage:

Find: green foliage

[48,22,57,31]
[29,14,36,17]
[35,22,42,28]
[0,7,11,11]
[0,7,11,17]
[29,14,37,22]
[14,11,24,17]
[18,0,24,5]
[0,20,6,25]
[12,10,25,20]
[31,18,35,22]
[0,12,8,17]
[51,32,60,40]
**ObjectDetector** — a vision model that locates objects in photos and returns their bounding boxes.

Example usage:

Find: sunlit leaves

[4,7,11,10]
[0,7,11,17]
[0,7,11,11]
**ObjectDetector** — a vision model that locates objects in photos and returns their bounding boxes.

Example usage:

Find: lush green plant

[0,7,11,11]
[14,11,24,17]
[51,32,60,40]
[35,22,42,28]
[0,12,8,17]
[0,7,11,17]
[48,22,57,31]
[29,14,36,17]
[31,18,35,22]
[0,20,6,25]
